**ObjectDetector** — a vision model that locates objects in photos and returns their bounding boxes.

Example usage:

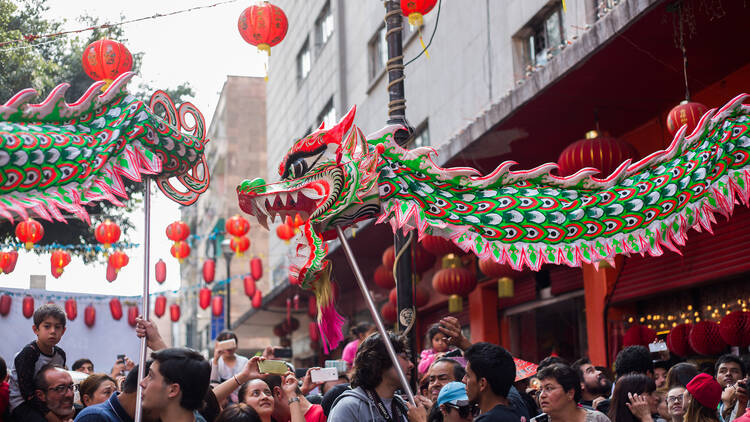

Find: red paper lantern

[383,246,395,269]
[307,296,317,318]
[64,298,77,321]
[108,251,129,272]
[622,324,657,347]
[199,288,211,310]
[170,241,191,263]
[382,302,397,325]
[95,219,121,249]
[478,258,521,279]
[1,250,18,274]
[400,0,438,26]
[309,322,319,342]
[154,295,167,318]
[252,290,263,309]
[15,218,44,250]
[374,265,396,290]
[237,2,288,55]
[109,298,123,320]
[251,257,263,280]
[84,304,95,328]
[666,323,694,357]
[413,244,436,274]
[170,303,181,322]
[276,222,295,243]
[226,215,250,238]
[557,130,639,178]
[420,234,463,257]
[106,262,118,282]
[689,321,727,356]
[243,276,256,298]
[212,296,224,317]
[719,311,750,348]
[202,259,216,284]
[81,39,133,86]
[127,306,138,327]
[22,295,34,319]
[50,250,71,278]
[432,254,477,312]
[166,221,190,242]
[230,236,250,256]
[666,100,709,137]
[293,214,304,229]
[155,259,167,283]
[389,286,429,308]
[0,294,11,316]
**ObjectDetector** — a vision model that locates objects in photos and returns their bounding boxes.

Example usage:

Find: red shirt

[734,408,750,422]
[0,381,9,421]
[305,404,326,422]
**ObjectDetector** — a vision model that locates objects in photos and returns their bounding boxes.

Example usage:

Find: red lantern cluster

[226,215,251,256]
[238,2,288,55]
[667,323,695,357]
[557,131,639,178]
[230,235,251,256]
[95,220,121,249]
[719,311,750,348]
[432,254,476,313]
[16,218,44,250]
[50,250,71,278]
[689,321,727,356]
[166,221,191,263]
[0,251,18,274]
[108,251,129,273]
[623,324,656,347]
[81,39,133,87]
[666,100,709,137]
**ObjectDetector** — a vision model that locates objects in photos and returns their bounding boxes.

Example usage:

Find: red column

[468,282,500,345]
[582,258,623,366]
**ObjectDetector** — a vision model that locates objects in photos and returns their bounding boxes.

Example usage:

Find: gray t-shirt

[328,386,408,422]
[9,342,66,410]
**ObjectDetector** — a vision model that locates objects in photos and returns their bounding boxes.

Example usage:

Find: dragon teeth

[257,214,269,230]
[288,191,298,204]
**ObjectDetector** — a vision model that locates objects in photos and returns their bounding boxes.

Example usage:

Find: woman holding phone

[213,330,250,403]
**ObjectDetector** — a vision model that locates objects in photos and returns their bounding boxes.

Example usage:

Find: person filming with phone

[212,331,249,404]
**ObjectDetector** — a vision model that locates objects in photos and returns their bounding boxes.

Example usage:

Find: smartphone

[216,339,237,351]
[295,368,308,379]
[258,359,290,375]
[311,367,339,383]
[274,347,293,359]
[117,354,125,363]
[444,349,462,358]
[648,342,668,353]
[738,380,747,390]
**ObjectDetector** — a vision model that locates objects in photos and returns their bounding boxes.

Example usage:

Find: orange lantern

[154,295,167,318]
[666,100,709,137]
[65,298,77,321]
[50,250,71,278]
[15,218,44,250]
[276,221,295,243]
[166,221,190,243]
[170,241,191,263]
[374,265,396,290]
[230,236,250,256]
[557,130,639,178]
[199,288,211,310]
[95,219,121,249]
[400,0,438,26]
[1,250,18,274]
[237,2,288,56]
[226,215,250,239]
[81,39,133,89]
[155,259,167,283]
[108,251,129,273]
[432,254,477,312]
[170,303,181,322]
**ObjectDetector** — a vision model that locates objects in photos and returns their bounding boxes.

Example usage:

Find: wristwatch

[288,397,301,405]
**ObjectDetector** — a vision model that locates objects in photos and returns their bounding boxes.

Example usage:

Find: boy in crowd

[463,342,521,422]
[8,304,67,420]
[72,359,94,375]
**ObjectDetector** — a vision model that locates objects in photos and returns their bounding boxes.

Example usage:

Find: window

[411,121,430,148]
[368,24,388,80]
[297,38,311,82]
[317,98,336,130]
[524,5,565,67]
[315,1,334,51]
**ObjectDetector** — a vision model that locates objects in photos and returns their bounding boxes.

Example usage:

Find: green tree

[0,0,194,261]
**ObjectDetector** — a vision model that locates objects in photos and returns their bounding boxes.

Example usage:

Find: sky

[0,0,266,296]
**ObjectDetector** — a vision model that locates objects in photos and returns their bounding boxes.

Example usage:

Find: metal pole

[134,180,152,422]
[336,226,415,406]
[225,257,231,330]
[384,0,417,390]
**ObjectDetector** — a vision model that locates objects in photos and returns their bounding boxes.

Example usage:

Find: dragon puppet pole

[336,225,416,406]
[134,179,152,422]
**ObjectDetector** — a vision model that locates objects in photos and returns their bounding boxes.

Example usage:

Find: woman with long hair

[608,374,658,422]
[78,373,117,407]
[665,363,700,389]
[683,374,721,422]
[238,379,276,422]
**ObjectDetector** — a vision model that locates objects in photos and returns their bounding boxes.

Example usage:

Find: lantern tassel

[313,264,345,354]
[448,294,462,313]
[25,242,33,250]
[101,79,114,92]
[264,62,269,83]
[419,27,430,59]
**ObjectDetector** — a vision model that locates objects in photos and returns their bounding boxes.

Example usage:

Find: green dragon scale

[238,95,750,350]
[0,72,210,223]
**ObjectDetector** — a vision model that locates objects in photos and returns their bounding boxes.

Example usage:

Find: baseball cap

[686,373,722,409]
[437,381,469,406]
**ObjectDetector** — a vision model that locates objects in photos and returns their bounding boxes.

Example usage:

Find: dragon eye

[286,157,309,179]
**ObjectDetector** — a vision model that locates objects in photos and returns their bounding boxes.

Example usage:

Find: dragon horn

[325,105,357,147]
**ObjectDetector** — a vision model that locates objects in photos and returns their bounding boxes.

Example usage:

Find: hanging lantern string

[403,0,442,67]
[0,0,240,48]
[1,241,139,253]
[677,4,690,101]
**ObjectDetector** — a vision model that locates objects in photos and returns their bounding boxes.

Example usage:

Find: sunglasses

[444,401,478,418]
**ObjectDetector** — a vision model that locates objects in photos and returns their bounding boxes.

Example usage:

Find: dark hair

[571,357,591,379]
[433,358,466,381]
[122,362,151,394]
[72,358,93,372]
[614,346,653,377]
[33,303,66,327]
[351,332,407,390]
[428,403,444,422]
[654,360,671,371]
[215,403,262,422]
[238,379,272,403]
[538,356,568,372]
[464,342,515,397]
[34,363,64,390]
[666,362,699,389]
[538,363,583,402]
[216,331,238,343]
[264,374,301,396]
[0,356,6,380]
[350,322,372,337]
[79,374,116,406]
[608,373,656,422]
[151,348,211,411]
[715,354,746,378]
[427,324,442,343]
[201,388,222,422]
[321,383,350,416]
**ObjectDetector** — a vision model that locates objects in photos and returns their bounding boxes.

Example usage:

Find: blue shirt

[74,392,132,422]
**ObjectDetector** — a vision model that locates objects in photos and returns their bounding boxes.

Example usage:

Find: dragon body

[0,72,210,223]
[238,94,750,350]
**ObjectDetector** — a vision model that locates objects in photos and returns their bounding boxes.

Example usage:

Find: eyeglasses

[536,385,561,396]
[444,401,478,418]
[48,383,77,394]
[666,396,684,404]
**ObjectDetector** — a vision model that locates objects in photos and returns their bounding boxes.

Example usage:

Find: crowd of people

[0,303,749,422]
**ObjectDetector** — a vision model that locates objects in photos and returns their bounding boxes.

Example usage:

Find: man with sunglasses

[10,364,76,422]
[437,382,476,421]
